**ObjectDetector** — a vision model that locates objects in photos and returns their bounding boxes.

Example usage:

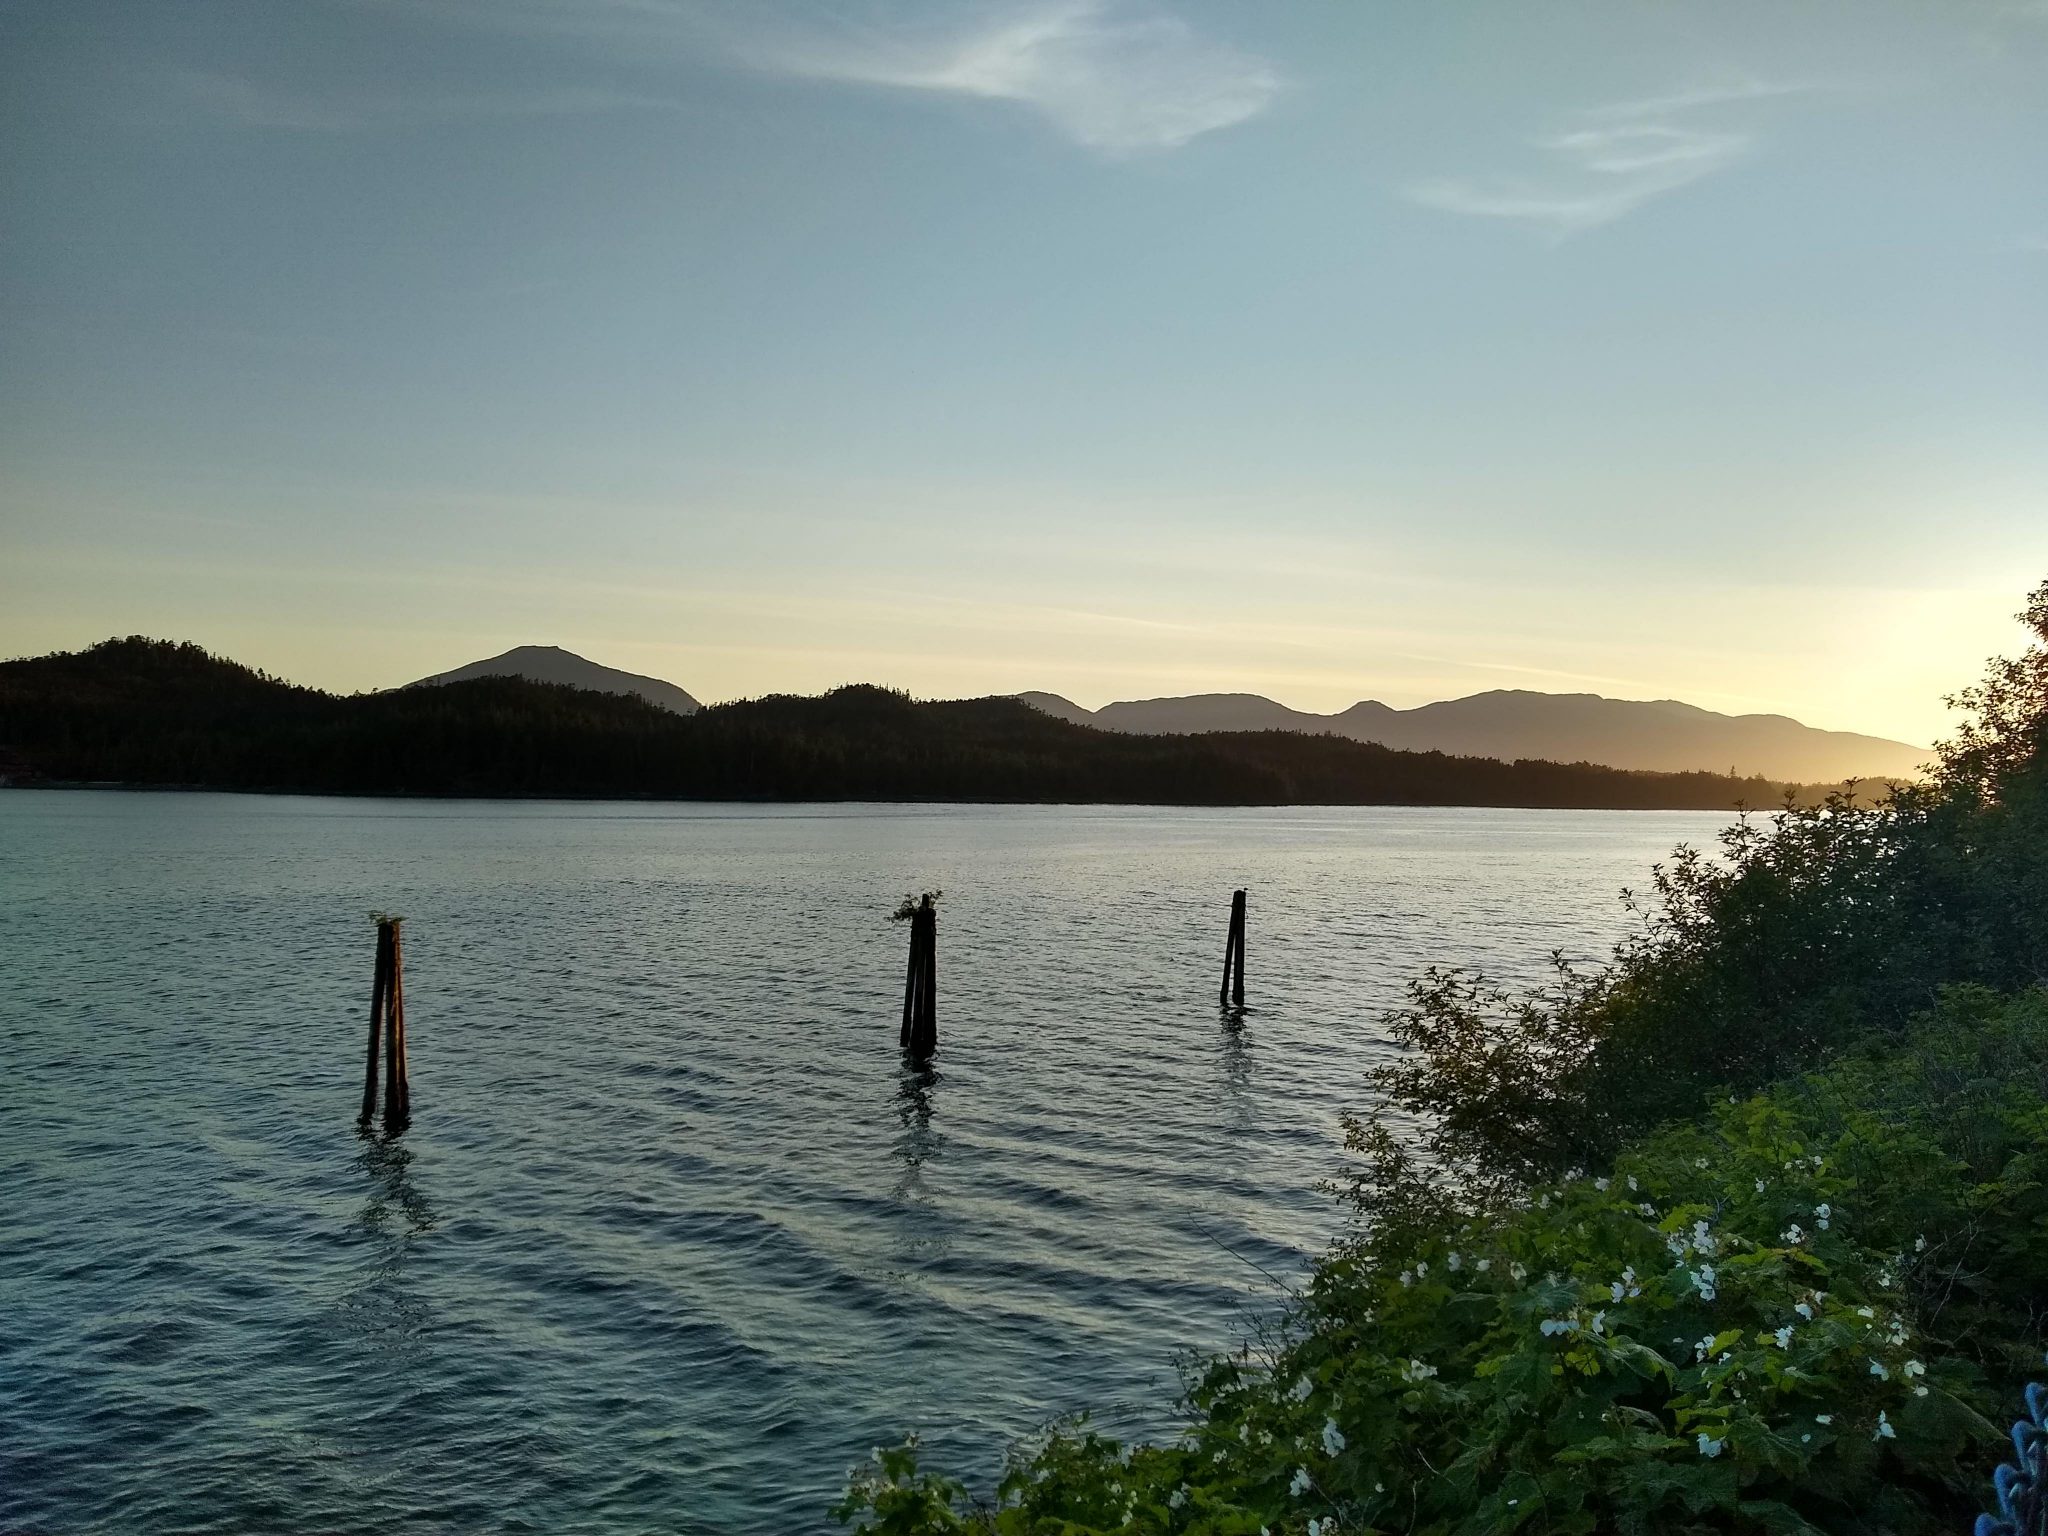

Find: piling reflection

[354,1127,436,1239]
[1216,1010,1254,1134]
[892,1057,941,1206]
[338,1127,437,1346]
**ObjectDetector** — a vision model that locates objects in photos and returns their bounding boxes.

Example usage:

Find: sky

[2,1,2045,747]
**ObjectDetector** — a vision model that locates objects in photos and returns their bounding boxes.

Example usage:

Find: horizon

[5,2,2045,744]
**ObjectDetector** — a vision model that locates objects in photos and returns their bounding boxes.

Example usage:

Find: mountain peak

[406,646,700,715]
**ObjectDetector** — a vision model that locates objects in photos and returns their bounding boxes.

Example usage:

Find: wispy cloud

[729,0,1281,154]
[1584,76,1824,121]
[1404,78,1814,237]
[180,2,1277,154]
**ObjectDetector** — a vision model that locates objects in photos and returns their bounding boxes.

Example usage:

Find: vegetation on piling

[837,582,2048,1534]
[0,637,1831,809]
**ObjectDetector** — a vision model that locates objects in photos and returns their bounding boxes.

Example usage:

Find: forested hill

[0,638,1815,809]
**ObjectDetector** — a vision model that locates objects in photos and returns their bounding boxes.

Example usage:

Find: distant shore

[0,638,1880,812]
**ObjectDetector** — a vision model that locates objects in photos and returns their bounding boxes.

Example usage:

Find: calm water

[0,793,1728,1534]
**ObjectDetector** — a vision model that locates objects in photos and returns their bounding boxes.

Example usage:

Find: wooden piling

[1219,889,1246,1009]
[899,894,938,1057]
[382,919,411,1131]
[360,915,412,1132]
[900,913,924,1049]
[912,901,937,1057]
[361,922,392,1122]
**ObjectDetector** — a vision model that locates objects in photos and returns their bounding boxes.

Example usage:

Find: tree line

[0,636,1812,809]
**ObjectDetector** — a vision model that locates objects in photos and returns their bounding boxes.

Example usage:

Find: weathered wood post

[912,898,937,1057]
[900,915,925,1048]
[361,921,392,1121]
[1219,888,1246,1009]
[382,918,411,1131]
[894,891,940,1057]
[360,914,411,1132]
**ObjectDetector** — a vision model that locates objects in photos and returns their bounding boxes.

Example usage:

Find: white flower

[1168,1485,1188,1510]
[1694,1334,1717,1362]
[1774,1326,1793,1349]
[1874,1411,1895,1441]
[1509,1262,1527,1284]
[1475,1258,1491,1273]
[1540,1318,1573,1337]
[1697,1432,1724,1457]
[1291,1375,1313,1402]
[1307,1521,1322,1536]
[1398,1269,1413,1287]
[1903,1359,1925,1378]
[1914,1235,1927,1253]
[1815,1203,1832,1231]
[1856,1306,1875,1320]
[1794,1302,1814,1321]
[1816,1415,1833,1425]
[1447,1251,1461,1272]
[1692,1220,1717,1255]
[1756,1178,1766,1193]
[1594,1177,1610,1192]
[1290,1466,1311,1498]
[1638,1202,1657,1218]
[1400,1358,1438,1382]
[1590,1310,1607,1336]
[1695,1157,1708,1169]
[1322,1419,1346,1456]
[1915,1385,1929,1396]
[1537,1193,1550,1209]
[1416,1260,1429,1278]
[1628,1175,1639,1192]
[1869,1359,1889,1380]
[1782,1224,1805,1245]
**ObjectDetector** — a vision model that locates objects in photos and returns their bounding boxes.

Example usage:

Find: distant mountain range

[1015,689,1927,783]
[0,638,1830,809]
[398,646,1924,782]
[408,645,699,714]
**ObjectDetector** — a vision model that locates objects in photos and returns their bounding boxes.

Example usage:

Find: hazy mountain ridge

[408,644,699,715]
[0,638,1818,810]
[1016,688,1926,782]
